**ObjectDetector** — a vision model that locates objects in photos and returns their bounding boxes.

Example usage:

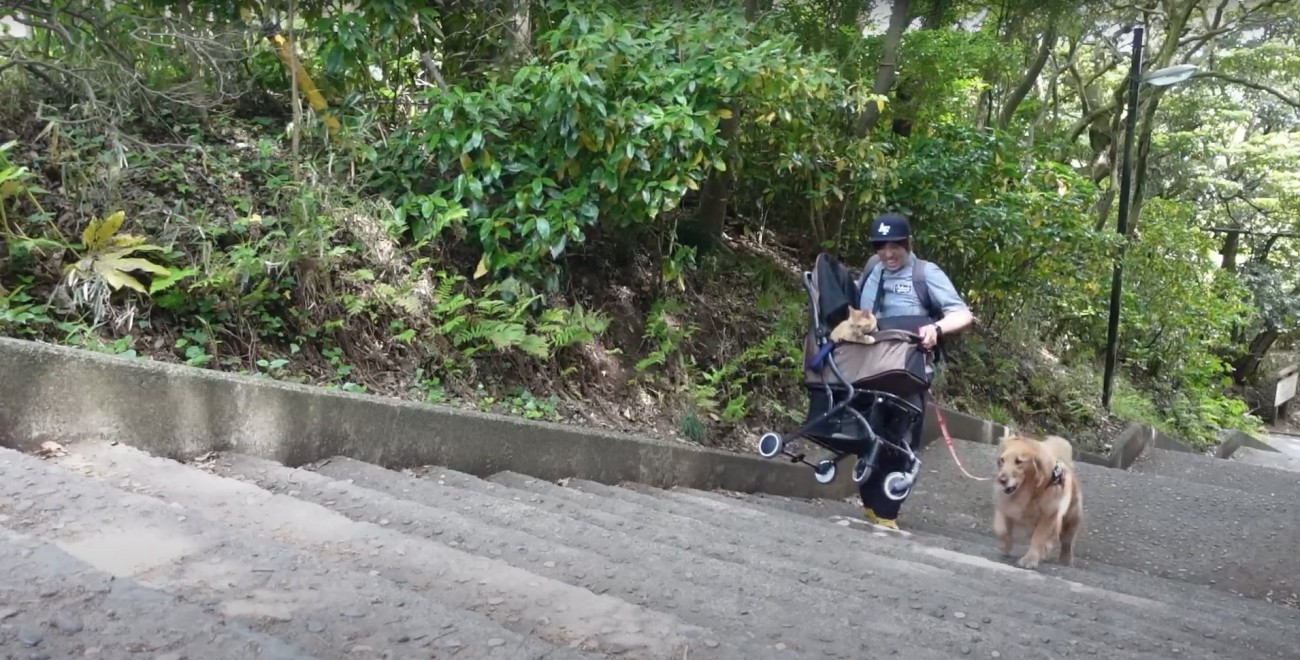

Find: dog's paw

[1016,553,1041,570]
[995,533,1012,556]
[1059,551,1074,567]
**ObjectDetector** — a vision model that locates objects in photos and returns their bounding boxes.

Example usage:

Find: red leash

[930,399,992,481]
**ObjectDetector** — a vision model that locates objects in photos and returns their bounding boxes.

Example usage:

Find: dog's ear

[998,435,1024,451]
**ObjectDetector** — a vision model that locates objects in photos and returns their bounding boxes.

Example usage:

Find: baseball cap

[868,213,912,243]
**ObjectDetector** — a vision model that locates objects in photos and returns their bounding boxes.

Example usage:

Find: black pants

[858,391,927,520]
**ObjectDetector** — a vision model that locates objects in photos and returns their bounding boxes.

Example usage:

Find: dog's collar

[1049,461,1065,486]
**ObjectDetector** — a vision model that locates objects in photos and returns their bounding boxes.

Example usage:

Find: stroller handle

[871,328,926,345]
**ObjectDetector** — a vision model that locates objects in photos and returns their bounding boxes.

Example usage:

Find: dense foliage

[2,0,1297,450]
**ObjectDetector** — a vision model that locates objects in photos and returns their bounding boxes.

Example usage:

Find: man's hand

[919,323,940,349]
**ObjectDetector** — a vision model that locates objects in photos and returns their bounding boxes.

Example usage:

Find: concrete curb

[1076,423,1162,468]
[0,336,1234,500]
[1215,428,1282,459]
[917,404,1012,449]
[922,410,1207,471]
[0,337,865,500]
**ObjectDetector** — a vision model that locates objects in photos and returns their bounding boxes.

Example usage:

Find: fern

[452,320,492,346]
[636,298,694,373]
[429,271,607,361]
[432,271,460,302]
[535,304,611,351]
[479,320,529,350]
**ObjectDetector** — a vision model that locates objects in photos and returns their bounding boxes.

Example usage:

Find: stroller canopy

[810,252,860,333]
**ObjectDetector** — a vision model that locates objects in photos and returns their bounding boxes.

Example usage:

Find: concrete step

[896,436,1300,603]
[8,436,1298,660]
[1130,446,1300,499]
[391,457,1295,658]
[304,455,963,659]
[1232,445,1300,473]
[0,445,597,660]
[50,440,703,660]
[205,452,808,660]
[0,524,318,659]
[673,486,1300,629]
[525,474,1298,659]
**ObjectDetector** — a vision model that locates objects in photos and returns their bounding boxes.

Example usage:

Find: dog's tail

[1043,435,1074,462]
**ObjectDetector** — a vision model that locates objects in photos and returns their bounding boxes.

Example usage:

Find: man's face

[875,241,909,270]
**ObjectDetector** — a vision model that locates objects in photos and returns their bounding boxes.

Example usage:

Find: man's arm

[923,263,974,337]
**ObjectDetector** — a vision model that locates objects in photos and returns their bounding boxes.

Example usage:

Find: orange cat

[830,307,878,345]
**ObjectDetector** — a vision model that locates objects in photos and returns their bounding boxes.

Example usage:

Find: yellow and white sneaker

[863,507,901,532]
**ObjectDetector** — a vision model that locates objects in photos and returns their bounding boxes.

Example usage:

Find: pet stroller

[757,252,933,495]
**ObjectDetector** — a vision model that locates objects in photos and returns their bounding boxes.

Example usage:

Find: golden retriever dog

[992,434,1083,570]
[830,307,878,345]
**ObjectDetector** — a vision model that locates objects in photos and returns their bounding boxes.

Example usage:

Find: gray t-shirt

[857,254,969,319]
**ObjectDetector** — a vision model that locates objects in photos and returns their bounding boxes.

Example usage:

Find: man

[855,212,974,531]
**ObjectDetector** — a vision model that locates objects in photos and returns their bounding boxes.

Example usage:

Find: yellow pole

[265,27,341,141]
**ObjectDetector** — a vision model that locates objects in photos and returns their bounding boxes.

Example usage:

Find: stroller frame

[756,254,929,490]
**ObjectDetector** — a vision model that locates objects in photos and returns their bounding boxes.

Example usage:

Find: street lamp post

[1100,26,1198,411]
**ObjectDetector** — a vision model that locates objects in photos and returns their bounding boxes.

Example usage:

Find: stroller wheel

[814,460,837,484]
[883,471,914,501]
[852,456,873,484]
[757,432,784,459]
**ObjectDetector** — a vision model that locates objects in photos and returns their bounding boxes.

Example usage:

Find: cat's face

[848,307,877,331]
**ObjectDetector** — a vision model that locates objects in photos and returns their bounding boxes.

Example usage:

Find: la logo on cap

[878,222,891,234]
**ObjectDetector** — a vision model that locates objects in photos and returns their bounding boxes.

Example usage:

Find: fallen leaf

[35,441,68,459]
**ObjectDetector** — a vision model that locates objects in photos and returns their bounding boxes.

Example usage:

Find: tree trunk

[506,0,531,61]
[1124,2,1198,235]
[1126,86,1175,236]
[1233,327,1280,385]
[923,0,950,29]
[681,0,761,249]
[997,18,1058,131]
[687,103,741,248]
[855,0,912,137]
[1091,81,1127,231]
[1220,229,1240,271]
[834,0,866,32]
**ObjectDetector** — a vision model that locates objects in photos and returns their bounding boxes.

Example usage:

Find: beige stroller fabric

[803,329,933,397]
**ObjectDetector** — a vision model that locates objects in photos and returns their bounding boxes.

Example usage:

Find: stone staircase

[2,437,1298,660]
[1229,433,1300,473]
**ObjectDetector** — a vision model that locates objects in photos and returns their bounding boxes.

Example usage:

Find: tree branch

[419,52,449,91]
[1178,0,1280,57]
[1191,71,1300,110]
[1082,58,1120,90]
[1068,100,1118,144]
[998,19,1058,130]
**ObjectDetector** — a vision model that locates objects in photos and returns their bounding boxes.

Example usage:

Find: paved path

[0,438,1297,659]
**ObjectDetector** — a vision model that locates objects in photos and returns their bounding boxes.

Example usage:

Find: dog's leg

[1021,492,1073,569]
[1018,516,1061,569]
[1059,495,1082,566]
[1059,515,1079,566]
[994,510,1013,556]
